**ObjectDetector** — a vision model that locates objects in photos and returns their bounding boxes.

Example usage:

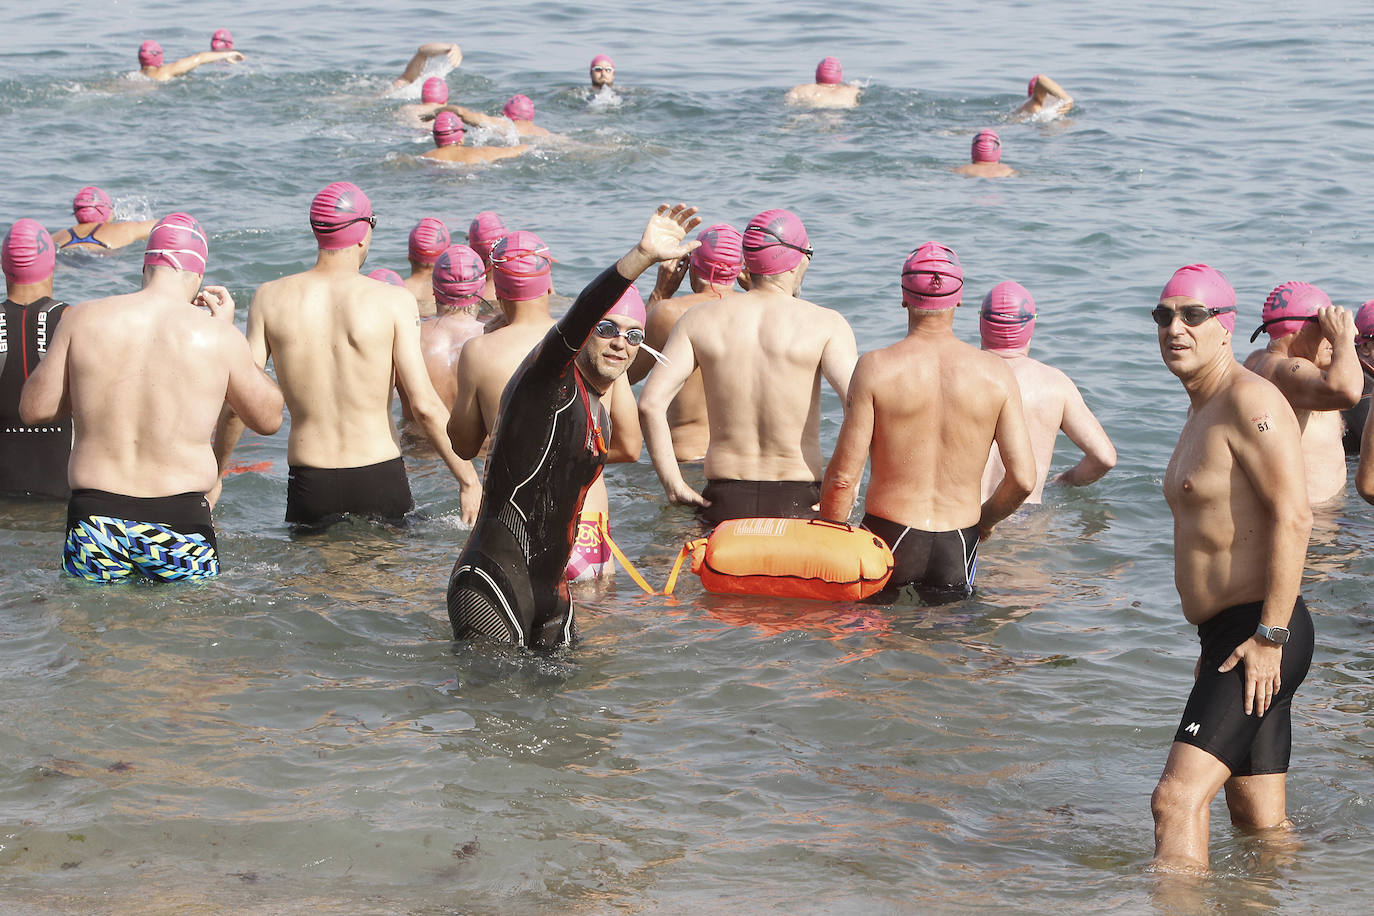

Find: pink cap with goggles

[742,209,810,276]
[139,40,163,68]
[490,230,552,301]
[144,212,208,274]
[468,211,507,262]
[2,219,56,285]
[972,129,1002,163]
[211,30,234,51]
[1356,300,1374,338]
[590,54,614,74]
[421,77,449,104]
[433,111,465,147]
[73,186,113,224]
[408,217,450,265]
[1260,281,1329,340]
[980,281,1036,350]
[309,182,374,250]
[901,242,963,310]
[1159,264,1236,333]
[433,244,487,307]
[690,223,745,286]
[503,94,534,122]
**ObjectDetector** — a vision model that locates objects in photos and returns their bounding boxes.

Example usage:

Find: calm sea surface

[1,1,1371,912]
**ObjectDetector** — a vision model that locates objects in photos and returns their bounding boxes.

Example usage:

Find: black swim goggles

[1247,314,1318,343]
[311,214,377,235]
[1151,304,1235,328]
[743,224,813,259]
[593,320,645,346]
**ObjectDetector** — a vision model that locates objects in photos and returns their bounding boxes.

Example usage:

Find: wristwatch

[1256,623,1290,645]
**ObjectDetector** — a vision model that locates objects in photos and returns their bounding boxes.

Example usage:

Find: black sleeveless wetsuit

[0,297,71,498]
[446,266,631,650]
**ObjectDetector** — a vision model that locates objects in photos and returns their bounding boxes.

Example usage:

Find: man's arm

[819,313,859,402]
[646,257,688,306]
[604,374,641,463]
[978,373,1035,539]
[818,357,875,522]
[447,339,488,461]
[394,43,461,86]
[1052,379,1117,487]
[638,321,704,506]
[18,312,74,425]
[1358,409,1374,505]
[430,104,503,130]
[201,286,282,437]
[164,50,245,78]
[212,285,270,476]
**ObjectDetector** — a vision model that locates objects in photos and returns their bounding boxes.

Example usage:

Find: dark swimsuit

[58,225,111,249]
[285,456,414,527]
[861,513,979,605]
[1340,373,1372,455]
[446,266,631,650]
[0,297,72,498]
[696,479,821,528]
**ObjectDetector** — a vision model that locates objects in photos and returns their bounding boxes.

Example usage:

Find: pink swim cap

[590,54,614,74]
[368,268,405,287]
[432,244,487,307]
[144,212,208,274]
[408,217,450,265]
[468,211,507,262]
[421,77,449,104]
[210,29,234,51]
[815,57,843,85]
[73,186,112,223]
[980,281,1037,350]
[742,209,811,276]
[901,242,963,310]
[689,223,745,286]
[503,94,534,122]
[1028,75,1040,97]
[433,111,465,147]
[972,129,1002,163]
[309,182,374,250]
[1356,300,1374,338]
[1159,264,1236,333]
[1261,281,1330,340]
[490,230,552,302]
[139,40,163,68]
[605,284,646,326]
[2,219,56,285]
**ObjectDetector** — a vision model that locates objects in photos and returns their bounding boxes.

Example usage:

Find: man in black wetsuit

[446,203,701,650]
[1,219,70,498]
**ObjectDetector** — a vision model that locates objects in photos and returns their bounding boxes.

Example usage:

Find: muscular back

[419,312,484,411]
[459,319,555,447]
[982,356,1072,502]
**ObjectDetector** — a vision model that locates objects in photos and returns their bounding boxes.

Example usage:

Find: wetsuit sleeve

[528,266,633,378]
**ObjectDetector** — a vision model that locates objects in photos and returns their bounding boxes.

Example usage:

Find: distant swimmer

[137,39,244,81]
[368,267,405,286]
[403,217,450,316]
[445,203,699,649]
[1016,74,1073,120]
[417,244,487,413]
[467,211,507,304]
[1149,264,1314,873]
[954,129,1017,179]
[51,186,157,252]
[1339,299,1373,456]
[1242,282,1362,503]
[628,222,746,462]
[978,281,1115,504]
[390,42,463,90]
[20,213,284,583]
[589,54,615,90]
[421,112,529,165]
[430,95,552,139]
[1,219,72,499]
[399,77,451,128]
[210,30,234,51]
[784,57,860,109]
[213,182,481,527]
[639,208,858,525]
[819,244,1034,603]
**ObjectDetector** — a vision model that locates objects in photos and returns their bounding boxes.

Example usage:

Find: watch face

[1261,625,1290,644]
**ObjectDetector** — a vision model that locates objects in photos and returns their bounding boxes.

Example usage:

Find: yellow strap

[663,538,705,596]
[599,517,657,595]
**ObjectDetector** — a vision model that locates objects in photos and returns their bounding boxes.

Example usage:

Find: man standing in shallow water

[1149,264,1314,872]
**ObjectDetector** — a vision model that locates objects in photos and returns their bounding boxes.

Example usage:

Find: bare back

[981,356,1073,502]
[460,319,556,445]
[404,270,436,316]
[784,84,860,108]
[421,311,485,411]
[52,220,156,252]
[639,291,715,461]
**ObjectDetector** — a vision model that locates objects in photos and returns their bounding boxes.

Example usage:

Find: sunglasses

[311,214,377,235]
[744,224,813,259]
[1247,314,1317,343]
[1151,304,1235,328]
[593,320,644,346]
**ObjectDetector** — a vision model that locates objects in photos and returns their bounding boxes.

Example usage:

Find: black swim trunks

[1172,597,1315,776]
[696,479,821,528]
[861,513,979,605]
[285,456,413,526]
[63,489,219,583]
[0,297,71,498]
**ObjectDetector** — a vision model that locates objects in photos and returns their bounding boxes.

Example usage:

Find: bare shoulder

[1223,366,1296,433]
[796,297,855,333]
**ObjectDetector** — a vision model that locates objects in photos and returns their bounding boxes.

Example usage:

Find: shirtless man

[1148,264,1314,872]
[628,223,745,462]
[20,213,283,583]
[467,211,507,304]
[1016,74,1073,120]
[785,57,860,109]
[403,217,450,316]
[1,219,71,498]
[51,187,157,252]
[417,244,487,412]
[214,182,481,527]
[137,40,244,81]
[399,77,451,129]
[819,243,1034,603]
[446,203,699,649]
[589,54,615,90]
[955,129,1016,179]
[1242,281,1362,503]
[431,96,551,138]
[1355,303,1374,504]
[421,112,529,165]
[639,208,857,526]
[979,280,1116,504]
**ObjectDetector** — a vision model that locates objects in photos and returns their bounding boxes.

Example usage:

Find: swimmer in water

[421,112,530,165]
[390,42,463,89]
[1149,264,1314,873]
[51,186,157,252]
[137,39,244,81]
[19,213,284,582]
[954,129,1017,178]
[785,57,860,109]
[1,219,73,499]
[589,54,615,90]
[1242,282,1362,503]
[403,217,450,316]
[399,77,452,128]
[1015,74,1073,120]
[467,211,507,305]
[819,243,1034,604]
[412,244,487,415]
[428,95,552,138]
[210,30,234,51]
[445,203,699,649]
[978,281,1116,504]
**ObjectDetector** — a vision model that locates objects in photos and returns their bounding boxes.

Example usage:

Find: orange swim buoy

[664,517,893,602]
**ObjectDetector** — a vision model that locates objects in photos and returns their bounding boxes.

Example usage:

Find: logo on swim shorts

[1184,722,1200,736]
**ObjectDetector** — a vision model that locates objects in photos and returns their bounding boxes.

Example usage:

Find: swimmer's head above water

[1357,300,1374,341]
[421,77,449,104]
[901,242,963,310]
[138,40,163,69]
[742,209,810,276]
[432,111,465,147]
[971,129,1002,163]
[1157,264,1236,333]
[72,186,112,224]
[433,244,487,308]
[815,57,843,85]
[503,94,535,122]
[690,223,745,287]
[367,268,405,287]
[211,29,234,51]
[490,230,552,301]
[2,218,56,286]
[1255,281,1329,342]
[309,182,374,251]
[144,212,208,275]
[468,211,507,263]
[590,54,615,88]
[408,218,450,266]
[980,281,1036,349]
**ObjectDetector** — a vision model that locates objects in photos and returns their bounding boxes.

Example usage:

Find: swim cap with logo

[901,242,963,310]
[433,111,465,147]
[980,281,1037,350]
[309,182,374,250]
[367,268,405,287]
[689,223,745,286]
[816,57,843,85]
[972,129,1002,163]
[421,77,449,104]
[211,29,234,51]
[408,217,450,265]
[144,213,208,274]
[1357,300,1374,338]
[73,186,113,223]
[1159,264,1235,333]
[2,219,56,285]
[432,244,487,308]
[742,209,811,276]
[139,40,163,68]
[503,94,534,122]
[467,211,507,262]
[1260,281,1330,340]
[490,230,552,302]
[605,283,646,326]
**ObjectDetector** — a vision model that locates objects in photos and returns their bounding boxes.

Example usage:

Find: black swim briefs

[696,478,820,528]
[861,513,979,605]
[285,456,413,526]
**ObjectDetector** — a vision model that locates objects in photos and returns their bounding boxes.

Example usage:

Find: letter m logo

[1185,722,1200,737]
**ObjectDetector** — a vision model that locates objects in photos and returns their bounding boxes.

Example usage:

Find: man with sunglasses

[214,182,481,528]
[589,54,615,91]
[1149,264,1314,872]
[1242,281,1363,504]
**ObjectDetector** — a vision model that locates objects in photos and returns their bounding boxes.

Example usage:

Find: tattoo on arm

[1251,413,1273,432]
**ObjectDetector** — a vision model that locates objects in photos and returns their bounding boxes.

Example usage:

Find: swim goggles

[1246,314,1317,343]
[1151,304,1236,328]
[311,214,376,235]
[743,224,813,259]
[593,319,645,346]
[592,65,614,73]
